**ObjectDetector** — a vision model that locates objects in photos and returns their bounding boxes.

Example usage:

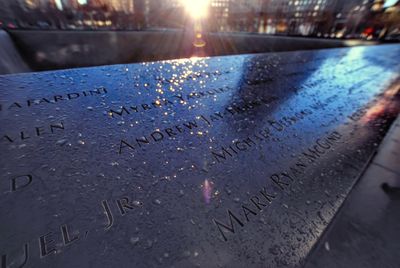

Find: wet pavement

[305,115,400,268]
[0,44,399,267]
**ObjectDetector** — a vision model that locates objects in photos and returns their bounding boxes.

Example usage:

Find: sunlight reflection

[180,0,210,19]
[143,57,209,107]
[202,179,213,204]
[361,78,400,123]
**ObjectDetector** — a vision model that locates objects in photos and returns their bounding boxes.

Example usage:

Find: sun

[180,0,210,19]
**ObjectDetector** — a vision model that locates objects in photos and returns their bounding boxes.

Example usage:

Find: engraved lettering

[1,243,29,268]
[39,232,56,257]
[11,175,33,192]
[61,224,80,246]
[213,210,244,241]
[101,200,114,230]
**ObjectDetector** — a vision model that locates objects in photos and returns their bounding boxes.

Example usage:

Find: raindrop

[130,237,140,246]
[56,139,68,146]
[132,200,143,207]
[324,241,330,251]
[145,240,153,249]
[77,140,85,145]
[269,245,281,256]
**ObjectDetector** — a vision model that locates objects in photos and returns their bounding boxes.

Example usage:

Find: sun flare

[180,0,210,19]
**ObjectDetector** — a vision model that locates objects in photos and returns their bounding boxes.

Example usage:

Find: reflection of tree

[222,50,324,132]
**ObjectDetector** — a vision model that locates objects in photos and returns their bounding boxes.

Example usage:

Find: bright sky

[384,0,398,8]
[180,0,211,19]
[55,0,63,10]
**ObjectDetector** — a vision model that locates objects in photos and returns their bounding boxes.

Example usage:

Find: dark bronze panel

[0,45,399,267]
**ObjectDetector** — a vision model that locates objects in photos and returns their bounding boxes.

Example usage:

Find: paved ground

[305,116,400,268]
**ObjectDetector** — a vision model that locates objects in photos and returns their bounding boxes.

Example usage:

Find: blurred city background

[0,0,399,74]
[1,0,399,40]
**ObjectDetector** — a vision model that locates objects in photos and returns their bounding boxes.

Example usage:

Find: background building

[0,0,398,40]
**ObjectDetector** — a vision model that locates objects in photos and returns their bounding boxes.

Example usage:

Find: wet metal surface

[0,45,399,267]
